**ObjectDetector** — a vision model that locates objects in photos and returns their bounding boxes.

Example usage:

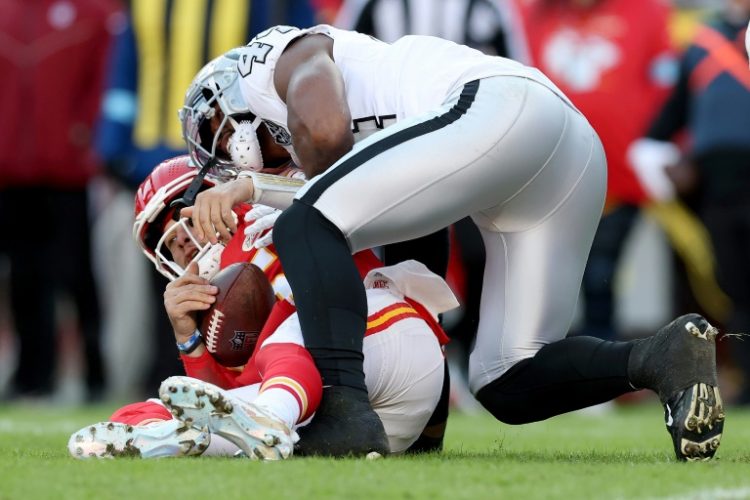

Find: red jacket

[0,0,122,188]
[513,0,677,205]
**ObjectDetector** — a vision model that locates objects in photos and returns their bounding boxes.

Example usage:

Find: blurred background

[1,0,748,417]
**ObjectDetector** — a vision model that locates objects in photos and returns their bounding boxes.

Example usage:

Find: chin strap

[169,157,217,219]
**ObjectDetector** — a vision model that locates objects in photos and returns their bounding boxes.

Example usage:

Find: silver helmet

[179,47,263,176]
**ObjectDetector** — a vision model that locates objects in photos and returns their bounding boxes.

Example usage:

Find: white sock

[202,434,241,456]
[253,387,301,429]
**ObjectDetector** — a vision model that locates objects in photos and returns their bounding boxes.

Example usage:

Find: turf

[1,401,749,499]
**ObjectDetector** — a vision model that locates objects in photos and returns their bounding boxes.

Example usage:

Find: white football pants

[296,75,607,394]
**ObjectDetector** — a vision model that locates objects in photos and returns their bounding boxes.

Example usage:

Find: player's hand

[164,262,219,342]
[181,176,254,245]
[243,205,282,249]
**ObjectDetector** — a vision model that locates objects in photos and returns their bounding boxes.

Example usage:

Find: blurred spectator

[335,0,521,56]
[632,0,750,403]
[94,0,318,399]
[511,0,679,340]
[0,0,122,401]
[312,0,345,23]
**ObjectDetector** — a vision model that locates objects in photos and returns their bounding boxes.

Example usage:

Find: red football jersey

[181,202,386,389]
[219,204,290,301]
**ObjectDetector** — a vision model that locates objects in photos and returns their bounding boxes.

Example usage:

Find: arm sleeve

[180,350,244,389]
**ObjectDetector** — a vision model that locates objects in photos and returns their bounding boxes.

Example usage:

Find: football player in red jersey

[68,155,454,459]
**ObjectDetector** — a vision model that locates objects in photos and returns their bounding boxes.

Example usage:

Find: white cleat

[68,419,210,459]
[159,376,298,460]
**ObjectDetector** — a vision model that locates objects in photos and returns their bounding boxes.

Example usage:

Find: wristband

[176,330,203,354]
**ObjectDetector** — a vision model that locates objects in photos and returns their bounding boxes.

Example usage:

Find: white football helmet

[133,155,226,281]
[179,47,265,176]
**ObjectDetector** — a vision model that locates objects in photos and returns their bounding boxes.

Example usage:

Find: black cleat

[295,385,390,458]
[628,313,725,461]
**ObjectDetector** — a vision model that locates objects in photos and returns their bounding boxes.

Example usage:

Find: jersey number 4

[238,42,272,77]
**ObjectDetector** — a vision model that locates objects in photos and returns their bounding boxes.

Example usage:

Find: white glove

[243,205,282,250]
[627,138,681,202]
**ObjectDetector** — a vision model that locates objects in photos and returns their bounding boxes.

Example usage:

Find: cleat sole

[669,383,724,461]
[67,420,210,459]
[158,376,297,461]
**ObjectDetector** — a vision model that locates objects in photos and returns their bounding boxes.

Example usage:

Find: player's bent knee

[474,358,536,425]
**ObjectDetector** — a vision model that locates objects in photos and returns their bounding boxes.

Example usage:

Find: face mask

[196,243,225,280]
[156,217,233,281]
[228,120,264,171]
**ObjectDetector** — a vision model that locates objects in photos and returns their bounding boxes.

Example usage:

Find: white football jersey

[237,24,568,148]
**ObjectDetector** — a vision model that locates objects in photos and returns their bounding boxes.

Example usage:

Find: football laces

[205,309,225,353]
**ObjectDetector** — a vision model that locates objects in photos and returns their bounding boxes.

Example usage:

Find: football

[198,262,276,367]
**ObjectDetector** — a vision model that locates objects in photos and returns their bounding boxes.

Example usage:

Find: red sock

[110,401,173,426]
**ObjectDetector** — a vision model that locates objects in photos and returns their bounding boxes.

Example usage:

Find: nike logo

[665,404,674,426]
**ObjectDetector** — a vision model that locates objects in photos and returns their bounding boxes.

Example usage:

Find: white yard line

[641,487,750,500]
[0,419,82,435]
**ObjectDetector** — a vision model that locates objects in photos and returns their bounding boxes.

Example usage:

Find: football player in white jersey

[179,25,725,461]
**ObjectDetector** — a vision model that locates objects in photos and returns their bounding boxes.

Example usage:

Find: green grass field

[1,401,749,499]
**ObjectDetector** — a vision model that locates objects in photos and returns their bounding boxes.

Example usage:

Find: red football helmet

[133,155,224,280]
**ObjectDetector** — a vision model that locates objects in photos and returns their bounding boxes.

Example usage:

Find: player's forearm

[292,130,353,178]
[283,41,354,178]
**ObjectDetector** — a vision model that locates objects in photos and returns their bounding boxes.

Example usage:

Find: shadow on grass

[415,449,669,464]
